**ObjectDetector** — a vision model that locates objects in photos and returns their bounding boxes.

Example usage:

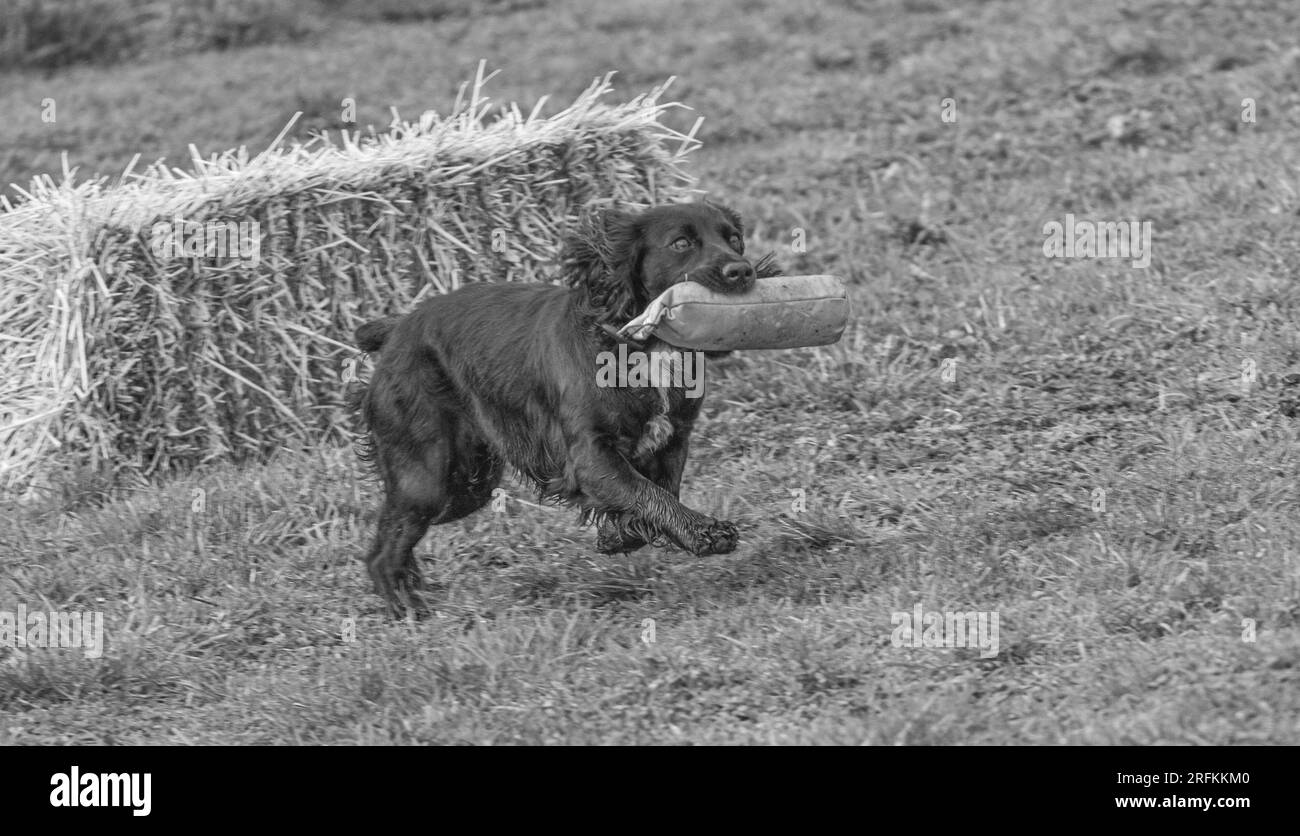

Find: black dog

[351,200,778,616]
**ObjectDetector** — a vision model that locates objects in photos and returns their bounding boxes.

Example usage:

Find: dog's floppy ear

[561,203,645,324]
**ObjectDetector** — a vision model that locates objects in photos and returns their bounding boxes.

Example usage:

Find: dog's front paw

[692,519,738,555]
[596,519,648,554]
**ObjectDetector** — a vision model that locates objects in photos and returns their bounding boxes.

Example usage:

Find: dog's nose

[722,260,755,287]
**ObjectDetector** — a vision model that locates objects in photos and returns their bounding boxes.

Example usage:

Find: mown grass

[0,0,535,73]
[0,0,315,72]
[2,0,1300,743]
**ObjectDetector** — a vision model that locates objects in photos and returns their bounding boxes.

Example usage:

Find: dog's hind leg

[365,499,434,619]
[365,433,451,618]
[365,427,503,618]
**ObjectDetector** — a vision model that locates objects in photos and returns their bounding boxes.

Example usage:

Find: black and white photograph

[0,0,1292,790]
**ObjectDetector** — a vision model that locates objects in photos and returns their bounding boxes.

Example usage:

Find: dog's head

[563,200,779,324]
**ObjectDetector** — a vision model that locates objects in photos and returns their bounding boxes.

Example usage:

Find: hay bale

[0,65,701,497]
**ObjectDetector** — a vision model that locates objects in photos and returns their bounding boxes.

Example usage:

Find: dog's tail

[356,316,400,352]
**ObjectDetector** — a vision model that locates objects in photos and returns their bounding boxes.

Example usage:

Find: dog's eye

[670,237,692,252]
[729,235,744,252]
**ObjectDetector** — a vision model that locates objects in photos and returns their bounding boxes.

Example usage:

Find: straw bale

[0,65,700,497]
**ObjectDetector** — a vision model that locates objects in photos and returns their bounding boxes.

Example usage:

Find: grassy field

[3,0,1300,744]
